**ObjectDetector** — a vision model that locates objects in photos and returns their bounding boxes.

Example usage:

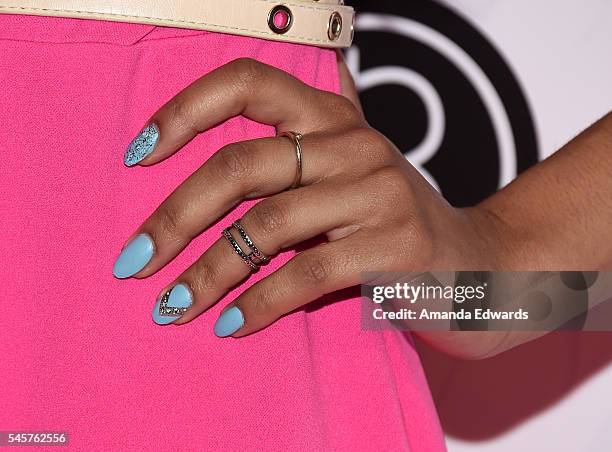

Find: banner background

[350,0,612,450]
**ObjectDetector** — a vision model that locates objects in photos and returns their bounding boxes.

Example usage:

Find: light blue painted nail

[214,306,244,337]
[112,233,154,279]
[124,124,159,166]
[152,283,193,325]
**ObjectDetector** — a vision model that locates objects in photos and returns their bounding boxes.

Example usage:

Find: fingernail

[152,283,193,325]
[112,233,154,278]
[124,123,159,166]
[214,306,244,337]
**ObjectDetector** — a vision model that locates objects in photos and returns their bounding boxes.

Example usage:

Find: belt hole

[328,12,342,41]
[268,5,293,34]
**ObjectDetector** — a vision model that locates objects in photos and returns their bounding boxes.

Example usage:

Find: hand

[113,58,506,338]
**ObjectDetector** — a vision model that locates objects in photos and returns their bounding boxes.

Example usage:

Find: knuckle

[249,288,279,318]
[354,127,382,145]
[166,96,197,133]
[153,202,186,244]
[192,260,219,293]
[353,128,397,164]
[375,144,403,167]
[230,57,268,91]
[215,142,254,183]
[325,93,361,125]
[371,165,414,199]
[297,253,334,286]
[250,198,290,237]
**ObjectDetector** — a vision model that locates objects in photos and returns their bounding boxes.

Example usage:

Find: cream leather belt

[0,0,355,48]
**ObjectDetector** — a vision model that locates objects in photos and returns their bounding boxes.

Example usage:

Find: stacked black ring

[223,219,270,271]
[232,220,269,265]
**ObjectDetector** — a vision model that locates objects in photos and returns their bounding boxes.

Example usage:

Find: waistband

[0,0,355,48]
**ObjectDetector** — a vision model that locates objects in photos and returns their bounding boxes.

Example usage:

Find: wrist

[461,204,527,270]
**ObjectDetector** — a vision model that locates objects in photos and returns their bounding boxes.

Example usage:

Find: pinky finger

[213,231,374,338]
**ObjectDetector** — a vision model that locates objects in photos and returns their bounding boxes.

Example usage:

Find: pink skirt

[0,14,445,451]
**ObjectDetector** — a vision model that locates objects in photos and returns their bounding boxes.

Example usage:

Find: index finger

[123,57,361,166]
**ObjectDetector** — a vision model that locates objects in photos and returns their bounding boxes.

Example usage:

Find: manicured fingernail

[214,306,244,337]
[152,283,193,325]
[112,233,154,278]
[124,123,159,166]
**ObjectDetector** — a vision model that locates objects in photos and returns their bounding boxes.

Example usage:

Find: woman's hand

[112,57,508,338]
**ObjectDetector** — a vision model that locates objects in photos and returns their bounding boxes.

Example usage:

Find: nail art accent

[214,306,244,337]
[152,284,193,325]
[124,124,159,166]
[112,233,154,279]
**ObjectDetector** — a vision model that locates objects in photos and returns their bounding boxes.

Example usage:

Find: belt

[0,0,355,48]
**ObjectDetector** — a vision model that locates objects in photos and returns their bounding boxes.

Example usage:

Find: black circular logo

[349,1,539,206]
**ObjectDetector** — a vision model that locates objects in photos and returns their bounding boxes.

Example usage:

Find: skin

[117,56,612,359]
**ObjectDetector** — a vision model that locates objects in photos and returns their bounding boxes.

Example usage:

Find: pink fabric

[0,15,446,451]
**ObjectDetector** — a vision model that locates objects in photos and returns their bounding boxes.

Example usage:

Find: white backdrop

[438,1,612,450]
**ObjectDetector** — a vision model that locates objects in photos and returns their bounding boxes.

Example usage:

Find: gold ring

[278,131,303,189]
